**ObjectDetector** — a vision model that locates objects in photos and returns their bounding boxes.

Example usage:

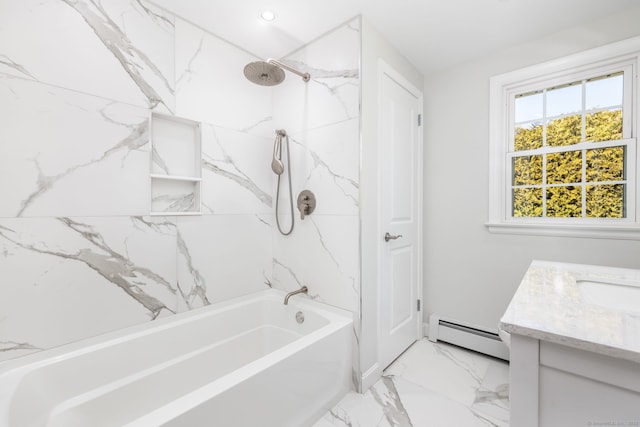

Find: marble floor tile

[313,339,510,427]
[471,360,510,426]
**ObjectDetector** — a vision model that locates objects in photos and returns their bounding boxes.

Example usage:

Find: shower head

[243,59,310,86]
[243,61,286,86]
[271,129,287,175]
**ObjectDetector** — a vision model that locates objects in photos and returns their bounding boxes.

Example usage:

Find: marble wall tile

[174,18,273,137]
[272,18,360,134]
[150,180,199,213]
[270,18,361,316]
[0,216,178,362]
[1,4,365,371]
[200,124,273,215]
[269,19,362,392]
[175,214,272,312]
[285,119,360,216]
[272,215,359,312]
[0,74,150,218]
[0,0,175,110]
[150,113,201,177]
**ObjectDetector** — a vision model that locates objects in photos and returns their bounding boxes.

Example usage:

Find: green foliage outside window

[586,146,625,182]
[514,124,542,151]
[587,110,623,142]
[547,151,582,184]
[547,115,582,147]
[547,186,582,217]
[513,188,542,217]
[586,184,625,217]
[512,110,625,218]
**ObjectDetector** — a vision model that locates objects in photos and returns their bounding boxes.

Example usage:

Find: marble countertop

[500,260,640,363]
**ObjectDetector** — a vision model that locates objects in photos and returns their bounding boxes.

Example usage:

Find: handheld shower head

[271,129,287,175]
[243,59,310,86]
[271,143,284,175]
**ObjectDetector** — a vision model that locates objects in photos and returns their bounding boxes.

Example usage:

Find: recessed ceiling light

[260,10,276,22]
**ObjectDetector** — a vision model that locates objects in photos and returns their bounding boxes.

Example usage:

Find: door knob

[384,232,403,242]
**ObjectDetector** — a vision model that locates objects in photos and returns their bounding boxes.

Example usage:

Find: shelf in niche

[150,112,202,215]
[150,174,203,182]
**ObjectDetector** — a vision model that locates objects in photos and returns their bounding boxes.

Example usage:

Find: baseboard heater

[427,314,509,361]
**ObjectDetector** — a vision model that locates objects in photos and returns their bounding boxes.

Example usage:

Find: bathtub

[0,289,353,427]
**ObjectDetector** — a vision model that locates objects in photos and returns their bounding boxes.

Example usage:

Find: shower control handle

[297,190,316,221]
[300,203,309,220]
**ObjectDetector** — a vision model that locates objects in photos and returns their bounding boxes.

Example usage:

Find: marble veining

[0,0,175,109]
[272,215,359,312]
[201,147,272,209]
[132,0,174,31]
[174,18,272,135]
[0,54,34,79]
[295,135,359,208]
[0,218,175,319]
[18,116,148,217]
[309,218,358,298]
[0,75,151,217]
[175,215,272,308]
[304,64,359,120]
[62,0,174,110]
[151,144,171,175]
[239,116,275,134]
[273,258,309,293]
[175,29,204,88]
[313,339,510,427]
[0,4,362,372]
[151,191,196,213]
[500,260,640,363]
[176,229,210,309]
[0,341,41,353]
[370,376,414,427]
[197,124,273,215]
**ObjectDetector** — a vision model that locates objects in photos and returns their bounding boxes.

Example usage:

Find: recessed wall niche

[149,112,202,215]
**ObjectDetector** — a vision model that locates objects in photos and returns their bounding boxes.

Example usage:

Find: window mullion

[581,80,587,218]
[582,148,587,218]
[542,89,548,217]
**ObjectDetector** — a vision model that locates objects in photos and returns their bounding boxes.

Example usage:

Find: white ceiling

[151,0,639,75]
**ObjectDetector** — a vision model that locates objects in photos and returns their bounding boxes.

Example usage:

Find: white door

[378,61,423,369]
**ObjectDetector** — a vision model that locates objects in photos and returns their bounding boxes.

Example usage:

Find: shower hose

[274,130,294,236]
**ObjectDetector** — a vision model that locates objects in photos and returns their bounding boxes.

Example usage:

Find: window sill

[485,222,640,240]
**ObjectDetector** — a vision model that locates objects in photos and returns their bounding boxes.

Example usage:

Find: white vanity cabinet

[502,261,640,427]
[510,334,640,427]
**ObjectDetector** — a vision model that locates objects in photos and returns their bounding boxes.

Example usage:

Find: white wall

[423,6,640,333]
[360,17,423,388]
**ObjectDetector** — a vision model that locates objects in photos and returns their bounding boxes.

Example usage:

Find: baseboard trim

[361,362,382,392]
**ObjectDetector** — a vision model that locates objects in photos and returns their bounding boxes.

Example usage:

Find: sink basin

[578,279,640,313]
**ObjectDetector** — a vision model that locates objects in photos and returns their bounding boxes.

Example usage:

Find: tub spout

[284,286,308,305]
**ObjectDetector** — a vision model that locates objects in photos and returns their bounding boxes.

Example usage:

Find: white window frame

[488,36,640,240]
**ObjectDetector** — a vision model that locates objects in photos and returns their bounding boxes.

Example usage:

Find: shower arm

[266,59,311,82]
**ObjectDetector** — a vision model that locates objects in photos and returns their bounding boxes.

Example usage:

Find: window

[488,38,640,239]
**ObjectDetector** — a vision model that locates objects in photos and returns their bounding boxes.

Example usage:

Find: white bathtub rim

[0,289,353,426]
[0,288,350,374]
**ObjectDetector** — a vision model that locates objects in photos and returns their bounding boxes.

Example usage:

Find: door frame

[376,59,424,370]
